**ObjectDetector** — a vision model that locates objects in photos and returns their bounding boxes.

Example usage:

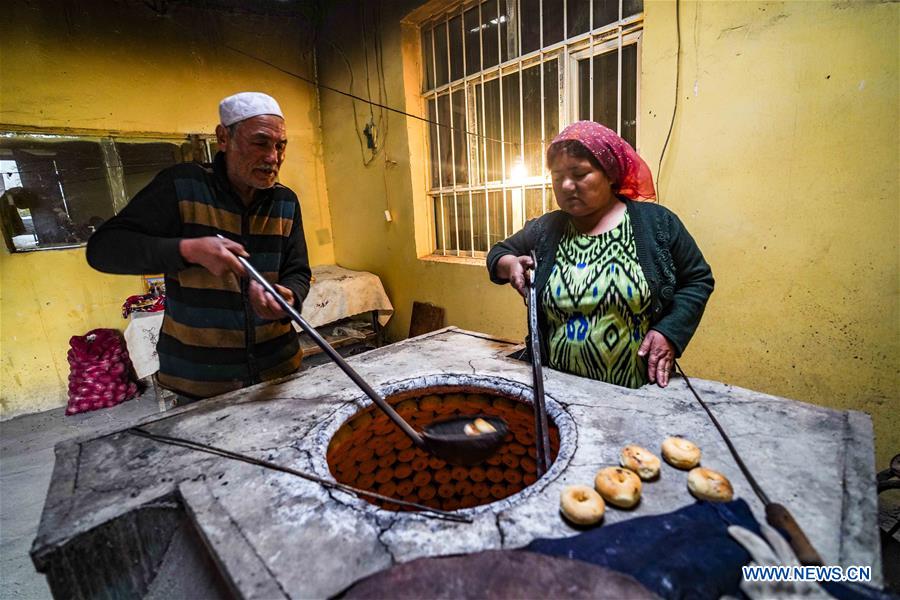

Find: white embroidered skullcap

[218,92,284,126]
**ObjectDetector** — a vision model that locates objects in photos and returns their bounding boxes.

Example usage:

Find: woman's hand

[496,254,535,297]
[638,330,675,387]
[249,281,294,321]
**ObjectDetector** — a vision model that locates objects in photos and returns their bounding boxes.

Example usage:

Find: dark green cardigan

[486,199,714,359]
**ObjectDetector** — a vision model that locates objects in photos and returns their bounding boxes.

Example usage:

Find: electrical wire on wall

[655,0,681,202]
[181,17,512,150]
[373,0,398,222]
[359,0,385,167]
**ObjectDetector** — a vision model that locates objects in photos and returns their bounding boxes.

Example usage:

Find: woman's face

[550,153,615,218]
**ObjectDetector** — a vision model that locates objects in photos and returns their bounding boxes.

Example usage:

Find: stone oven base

[33,495,230,599]
[30,328,882,598]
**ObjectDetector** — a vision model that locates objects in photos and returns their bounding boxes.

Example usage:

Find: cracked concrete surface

[30,328,882,597]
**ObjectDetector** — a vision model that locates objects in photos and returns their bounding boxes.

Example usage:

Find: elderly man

[87,92,310,401]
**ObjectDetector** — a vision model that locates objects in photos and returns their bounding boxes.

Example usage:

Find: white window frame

[420,2,644,260]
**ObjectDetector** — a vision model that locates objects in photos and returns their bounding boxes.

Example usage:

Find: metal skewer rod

[675,360,823,566]
[221,237,425,448]
[527,252,552,476]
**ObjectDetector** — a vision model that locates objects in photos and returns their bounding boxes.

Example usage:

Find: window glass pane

[449,15,464,82]
[508,187,526,232]
[593,0,618,28]
[525,187,545,220]
[454,193,473,253]
[577,44,637,146]
[578,49,617,131]
[504,188,522,233]
[499,0,514,62]
[116,141,187,199]
[520,0,541,54]
[433,195,445,251]
[481,1,500,70]
[423,27,435,90]
[521,64,543,179]
[0,139,113,250]
[451,89,468,185]
[568,0,590,38]
[543,59,560,151]
[543,0,564,47]
[487,190,506,246]
[464,7,481,75]
[501,71,521,180]
[437,93,453,187]
[442,194,456,250]
[471,191,488,251]
[428,98,440,186]
[434,21,449,87]
[624,0,643,19]
[621,43,638,148]
[479,78,502,181]
[593,0,643,27]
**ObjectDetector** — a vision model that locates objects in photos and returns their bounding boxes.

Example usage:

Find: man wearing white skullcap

[87,92,311,402]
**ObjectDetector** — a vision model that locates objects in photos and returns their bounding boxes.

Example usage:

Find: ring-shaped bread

[560,484,606,525]
[661,437,701,469]
[594,467,642,508]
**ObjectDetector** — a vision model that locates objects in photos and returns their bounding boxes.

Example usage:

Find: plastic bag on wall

[66,329,138,415]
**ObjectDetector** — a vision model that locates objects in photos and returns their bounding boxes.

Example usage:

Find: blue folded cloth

[525,499,758,599]
[524,499,894,600]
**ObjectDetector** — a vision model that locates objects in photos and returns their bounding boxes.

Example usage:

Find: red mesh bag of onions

[66,329,139,415]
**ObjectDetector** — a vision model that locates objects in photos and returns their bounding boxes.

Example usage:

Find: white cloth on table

[123,265,393,378]
[300,264,393,327]
[123,312,164,380]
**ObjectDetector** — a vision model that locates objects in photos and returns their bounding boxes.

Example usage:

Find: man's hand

[496,254,535,298]
[249,280,294,321]
[638,330,676,387]
[180,236,247,278]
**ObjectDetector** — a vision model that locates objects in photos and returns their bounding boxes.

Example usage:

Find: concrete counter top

[31,328,881,598]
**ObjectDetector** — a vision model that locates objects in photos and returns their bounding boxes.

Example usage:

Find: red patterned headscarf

[548,121,656,201]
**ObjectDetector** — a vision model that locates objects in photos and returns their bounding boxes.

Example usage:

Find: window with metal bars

[421,0,643,258]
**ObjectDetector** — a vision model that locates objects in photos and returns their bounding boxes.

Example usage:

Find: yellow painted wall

[0,0,333,417]
[317,0,898,468]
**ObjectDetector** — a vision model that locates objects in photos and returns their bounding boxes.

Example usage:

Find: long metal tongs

[222,237,506,466]
[526,251,553,476]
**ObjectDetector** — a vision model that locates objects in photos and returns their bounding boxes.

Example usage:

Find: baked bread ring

[594,467,642,508]
[619,445,661,480]
[661,437,701,469]
[472,482,490,499]
[486,467,505,483]
[560,485,606,526]
[419,394,443,411]
[687,467,734,502]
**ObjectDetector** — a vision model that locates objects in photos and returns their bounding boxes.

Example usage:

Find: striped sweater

[87,152,310,398]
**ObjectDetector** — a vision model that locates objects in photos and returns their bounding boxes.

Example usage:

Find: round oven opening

[326,386,561,512]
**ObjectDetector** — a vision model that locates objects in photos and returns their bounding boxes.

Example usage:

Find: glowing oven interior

[327,387,560,512]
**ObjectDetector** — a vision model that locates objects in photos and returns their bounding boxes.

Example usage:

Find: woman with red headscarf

[487,121,714,388]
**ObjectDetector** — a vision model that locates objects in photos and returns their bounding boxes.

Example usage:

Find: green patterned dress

[542,211,651,388]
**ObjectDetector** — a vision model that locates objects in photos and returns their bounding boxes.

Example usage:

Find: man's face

[218,115,287,194]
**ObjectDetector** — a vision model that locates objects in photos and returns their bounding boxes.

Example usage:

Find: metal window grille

[422,0,643,258]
